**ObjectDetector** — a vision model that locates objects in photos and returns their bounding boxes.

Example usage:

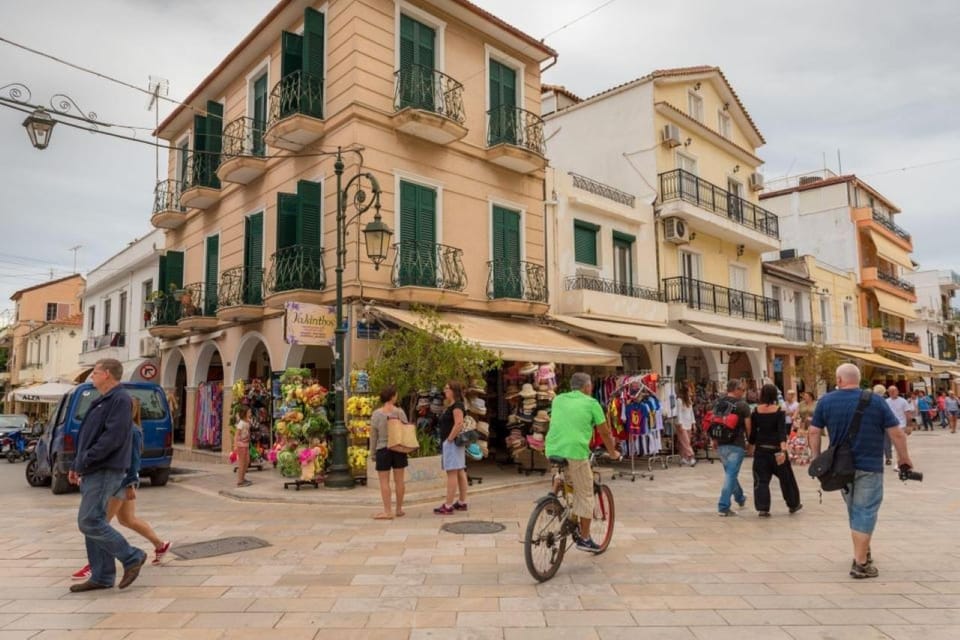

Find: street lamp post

[325,148,393,489]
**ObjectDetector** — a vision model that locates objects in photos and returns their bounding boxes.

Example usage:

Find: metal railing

[487,105,545,156]
[222,116,266,159]
[81,333,126,353]
[148,295,182,327]
[876,270,916,294]
[181,282,219,318]
[265,244,326,294]
[486,260,548,302]
[268,70,324,126]
[564,274,661,301]
[659,169,780,239]
[152,179,184,214]
[881,328,920,345]
[394,64,465,124]
[783,320,822,343]
[391,241,467,290]
[872,210,911,241]
[569,173,636,208]
[183,151,219,190]
[218,266,264,308]
[662,276,781,322]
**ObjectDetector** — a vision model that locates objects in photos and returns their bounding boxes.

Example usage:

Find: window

[44,336,50,363]
[677,151,698,175]
[103,299,111,335]
[573,220,599,266]
[718,111,732,138]
[613,231,634,292]
[821,297,832,342]
[75,386,168,422]
[679,250,702,280]
[118,291,127,335]
[488,57,518,145]
[491,205,522,299]
[770,285,781,307]
[278,7,325,119]
[244,213,264,305]
[728,264,747,291]
[275,180,323,292]
[687,91,703,122]
[45,303,58,321]
[88,306,95,332]
[397,180,437,287]
[177,137,189,186]
[727,178,743,221]
[398,13,437,110]
[142,280,153,328]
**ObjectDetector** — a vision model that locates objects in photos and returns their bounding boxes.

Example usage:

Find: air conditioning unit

[663,217,690,244]
[749,172,764,191]
[139,337,157,358]
[661,124,681,148]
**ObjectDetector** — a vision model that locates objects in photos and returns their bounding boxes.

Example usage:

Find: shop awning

[873,289,918,320]
[868,230,914,271]
[681,323,786,351]
[68,367,93,384]
[372,307,622,366]
[549,315,742,351]
[12,381,75,403]
[885,349,953,372]
[832,348,923,373]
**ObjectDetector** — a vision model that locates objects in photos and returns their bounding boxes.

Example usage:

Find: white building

[79,229,165,382]
[903,269,960,389]
[20,317,84,386]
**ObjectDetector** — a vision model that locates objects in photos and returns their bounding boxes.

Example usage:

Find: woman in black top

[749,383,802,517]
[434,380,468,515]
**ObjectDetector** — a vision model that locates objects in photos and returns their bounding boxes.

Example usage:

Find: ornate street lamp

[325,149,393,489]
[22,107,56,150]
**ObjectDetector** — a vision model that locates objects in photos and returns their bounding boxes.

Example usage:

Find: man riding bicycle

[544,372,622,552]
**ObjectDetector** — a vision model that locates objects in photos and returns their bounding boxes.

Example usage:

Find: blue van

[26,382,174,494]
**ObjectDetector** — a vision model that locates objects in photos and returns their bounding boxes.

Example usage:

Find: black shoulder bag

[808,390,872,492]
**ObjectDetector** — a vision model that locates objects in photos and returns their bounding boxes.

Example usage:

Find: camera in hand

[898,464,922,482]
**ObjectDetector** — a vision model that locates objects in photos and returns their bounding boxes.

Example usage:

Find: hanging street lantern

[22,107,56,150]
[362,211,393,270]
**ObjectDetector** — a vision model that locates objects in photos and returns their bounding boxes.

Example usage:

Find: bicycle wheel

[591,484,615,553]
[524,495,568,582]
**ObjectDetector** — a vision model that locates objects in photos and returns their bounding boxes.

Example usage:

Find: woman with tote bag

[369,385,409,520]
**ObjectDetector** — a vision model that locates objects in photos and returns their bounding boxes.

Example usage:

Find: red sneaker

[71,564,91,581]
[453,501,468,511]
[152,541,171,565]
[433,504,454,515]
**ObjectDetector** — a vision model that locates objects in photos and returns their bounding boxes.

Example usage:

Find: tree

[365,306,502,416]
[794,345,844,393]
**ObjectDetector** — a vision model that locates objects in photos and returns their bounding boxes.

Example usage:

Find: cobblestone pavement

[1,429,957,640]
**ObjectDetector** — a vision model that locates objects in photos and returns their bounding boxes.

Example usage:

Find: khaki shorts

[567,458,595,519]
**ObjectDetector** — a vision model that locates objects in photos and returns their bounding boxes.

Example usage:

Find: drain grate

[441,521,506,535]
[170,536,270,560]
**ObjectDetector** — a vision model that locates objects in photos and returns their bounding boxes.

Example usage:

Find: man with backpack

[809,363,913,579]
[711,379,752,517]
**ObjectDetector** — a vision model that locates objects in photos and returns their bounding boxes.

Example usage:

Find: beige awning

[873,289,918,320]
[682,323,786,350]
[833,348,923,373]
[372,307,622,366]
[549,315,742,351]
[886,349,954,372]
[868,230,914,271]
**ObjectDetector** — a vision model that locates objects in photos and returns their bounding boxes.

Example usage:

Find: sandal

[373,512,394,520]
[395,510,406,517]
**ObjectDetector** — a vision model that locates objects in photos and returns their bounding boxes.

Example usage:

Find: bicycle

[523,450,615,582]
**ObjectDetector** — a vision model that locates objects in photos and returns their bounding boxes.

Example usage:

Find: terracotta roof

[10,274,84,302]
[655,101,763,164]
[542,84,581,103]
[156,0,556,136]
[760,174,901,212]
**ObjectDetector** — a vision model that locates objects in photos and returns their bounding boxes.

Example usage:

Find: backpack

[704,397,741,445]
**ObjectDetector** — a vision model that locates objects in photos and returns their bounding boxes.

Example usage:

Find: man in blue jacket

[68,358,147,592]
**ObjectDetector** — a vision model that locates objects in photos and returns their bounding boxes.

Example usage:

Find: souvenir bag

[387,415,418,454]
[454,414,478,446]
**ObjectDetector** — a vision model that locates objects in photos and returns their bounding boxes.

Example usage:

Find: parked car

[26,382,174,494]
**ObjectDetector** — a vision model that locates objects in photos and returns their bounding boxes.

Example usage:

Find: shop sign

[285,302,337,346]
[139,362,158,380]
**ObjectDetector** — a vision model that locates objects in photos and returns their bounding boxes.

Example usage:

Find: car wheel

[25,457,50,487]
[150,468,171,487]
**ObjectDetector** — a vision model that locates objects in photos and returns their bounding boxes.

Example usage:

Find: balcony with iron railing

[217,266,265,322]
[872,209,911,242]
[263,245,327,308]
[146,295,183,339]
[389,241,468,306]
[150,179,186,229]
[180,152,221,210]
[658,169,781,251]
[814,323,873,350]
[178,282,220,331]
[265,71,324,151]
[783,320,822,343]
[852,207,913,253]
[560,273,668,324]
[662,276,781,323]
[876,270,916,294]
[78,332,127,366]
[486,260,548,313]
[860,264,918,302]
[485,106,546,174]
[217,116,267,184]
[392,64,467,145]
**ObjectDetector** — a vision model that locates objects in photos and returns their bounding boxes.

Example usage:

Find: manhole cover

[441,521,506,535]
[170,536,270,560]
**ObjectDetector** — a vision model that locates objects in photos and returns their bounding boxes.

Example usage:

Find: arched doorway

[162,348,189,444]
[283,344,334,388]
[193,342,224,451]
[233,331,273,384]
[620,344,652,372]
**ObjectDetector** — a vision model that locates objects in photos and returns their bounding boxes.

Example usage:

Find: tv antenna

[69,245,82,273]
[147,76,169,182]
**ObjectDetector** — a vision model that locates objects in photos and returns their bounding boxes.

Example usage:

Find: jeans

[77,469,144,585]
[717,444,746,512]
[921,411,933,430]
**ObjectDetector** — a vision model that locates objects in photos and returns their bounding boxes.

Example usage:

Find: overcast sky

[1,0,958,313]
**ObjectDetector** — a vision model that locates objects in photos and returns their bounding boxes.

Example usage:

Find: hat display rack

[503,362,557,476]
[463,379,489,487]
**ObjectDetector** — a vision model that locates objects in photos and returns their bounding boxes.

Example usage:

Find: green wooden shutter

[398,181,436,287]
[281,31,303,78]
[492,206,521,298]
[252,75,267,156]
[165,251,184,290]
[398,181,419,287]
[302,8,324,118]
[417,183,436,287]
[204,235,219,315]
[191,115,206,187]
[244,213,264,305]
[277,192,299,250]
[157,255,168,294]
[574,221,598,266]
[204,100,223,188]
[297,180,323,289]
[489,60,517,145]
[399,14,435,110]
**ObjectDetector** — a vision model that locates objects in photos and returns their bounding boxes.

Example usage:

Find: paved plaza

[1,429,958,640]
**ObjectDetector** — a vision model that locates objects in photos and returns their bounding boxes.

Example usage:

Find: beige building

[148,0,629,454]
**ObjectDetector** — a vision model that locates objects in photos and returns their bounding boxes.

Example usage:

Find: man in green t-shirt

[545,372,621,552]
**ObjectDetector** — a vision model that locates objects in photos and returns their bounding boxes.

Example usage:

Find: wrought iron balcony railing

[487,260,548,303]
[222,116,266,159]
[659,169,780,239]
[182,282,219,318]
[569,173,636,208]
[872,210,911,241]
[218,266,264,308]
[662,276,781,322]
[564,274,661,301]
[487,105,545,156]
[147,295,182,327]
[81,332,126,353]
[183,151,219,190]
[391,241,467,290]
[783,320,822,343]
[881,328,920,345]
[268,70,324,126]
[153,179,184,214]
[265,244,326,295]
[394,64,465,124]
[876,270,916,294]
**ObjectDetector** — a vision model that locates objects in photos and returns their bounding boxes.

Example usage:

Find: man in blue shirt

[810,363,913,580]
